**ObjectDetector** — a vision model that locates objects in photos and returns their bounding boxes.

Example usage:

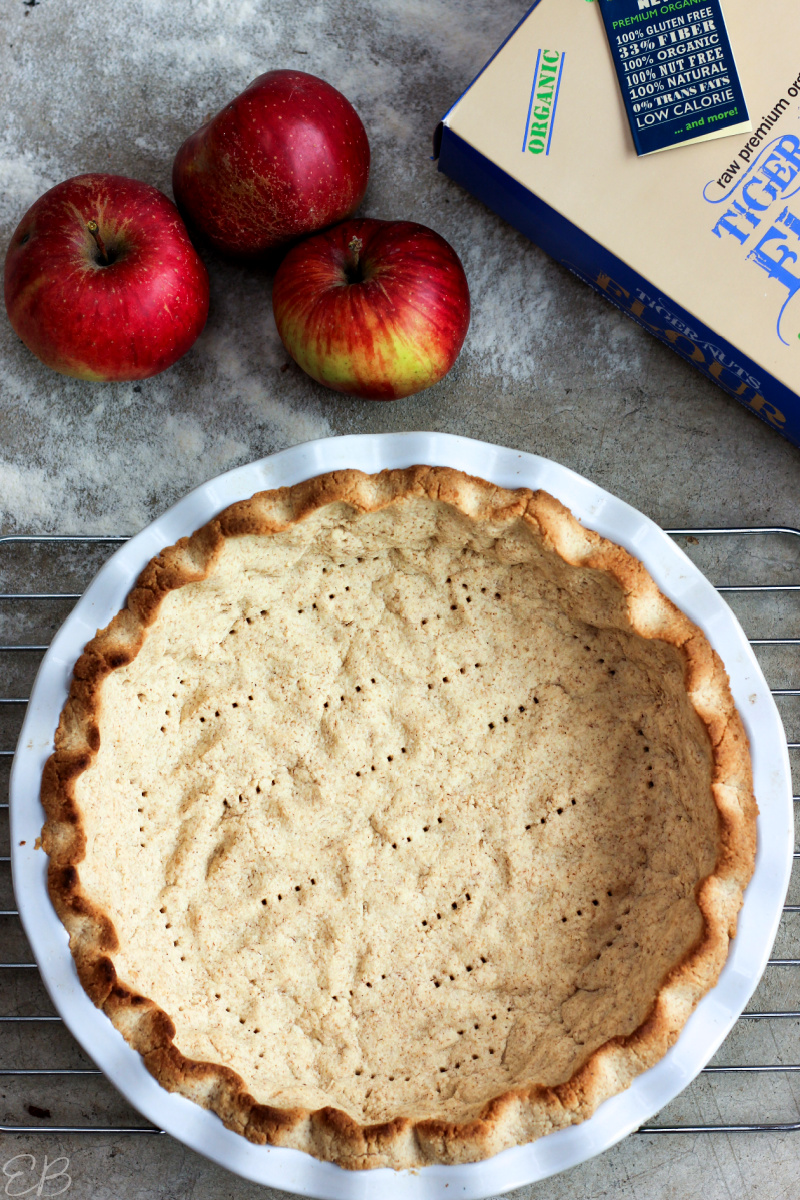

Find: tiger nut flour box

[436,0,800,444]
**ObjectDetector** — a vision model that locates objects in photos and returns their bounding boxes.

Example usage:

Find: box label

[705,131,800,345]
[598,0,750,155]
[522,48,566,155]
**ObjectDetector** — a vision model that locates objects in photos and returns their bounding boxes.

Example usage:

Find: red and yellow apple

[271,218,470,400]
[4,174,209,381]
[172,70,370,260]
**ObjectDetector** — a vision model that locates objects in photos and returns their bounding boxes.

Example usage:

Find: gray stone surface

[0,0,798,1197]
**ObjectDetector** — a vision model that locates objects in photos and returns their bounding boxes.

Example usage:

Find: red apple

[271,218,470,400]
[4,174,210,381]
[172,70,370,259]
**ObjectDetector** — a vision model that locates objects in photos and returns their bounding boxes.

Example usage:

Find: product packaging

[436,0,800,444]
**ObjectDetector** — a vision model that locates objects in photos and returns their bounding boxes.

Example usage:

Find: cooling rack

[1,529,798,1140]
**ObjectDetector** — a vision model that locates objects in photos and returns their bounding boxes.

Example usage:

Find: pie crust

[41,466,757,1170]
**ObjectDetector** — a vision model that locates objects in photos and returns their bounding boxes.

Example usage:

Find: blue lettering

[760,152,800,200]
[712,209,752,243]
[749,226,800,292]
[741,178,771,213]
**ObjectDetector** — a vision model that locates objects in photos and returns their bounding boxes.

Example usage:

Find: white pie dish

[10,431,793,1199]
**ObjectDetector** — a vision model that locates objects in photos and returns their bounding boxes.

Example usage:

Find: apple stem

[347,236,363,272]
[86,219,110,265]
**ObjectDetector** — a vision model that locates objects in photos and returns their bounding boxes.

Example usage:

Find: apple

[4,174,210,382]
[271,218,470,400]
[172,70,370,259]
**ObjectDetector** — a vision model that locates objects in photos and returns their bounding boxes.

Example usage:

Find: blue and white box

[437,0,800,446]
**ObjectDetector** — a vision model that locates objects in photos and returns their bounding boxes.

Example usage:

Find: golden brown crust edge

[41,465,758,1170]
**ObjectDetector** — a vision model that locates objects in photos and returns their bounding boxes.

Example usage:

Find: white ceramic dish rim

[10,431,793,1200]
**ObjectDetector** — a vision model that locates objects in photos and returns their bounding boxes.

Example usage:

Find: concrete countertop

[1,1,798,1197]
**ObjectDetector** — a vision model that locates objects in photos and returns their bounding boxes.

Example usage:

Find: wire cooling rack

[0,530,798,1139]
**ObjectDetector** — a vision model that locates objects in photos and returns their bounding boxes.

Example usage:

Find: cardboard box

[436,0,800,445]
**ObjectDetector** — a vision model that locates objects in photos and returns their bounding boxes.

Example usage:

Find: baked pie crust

[42,466,757,1170]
